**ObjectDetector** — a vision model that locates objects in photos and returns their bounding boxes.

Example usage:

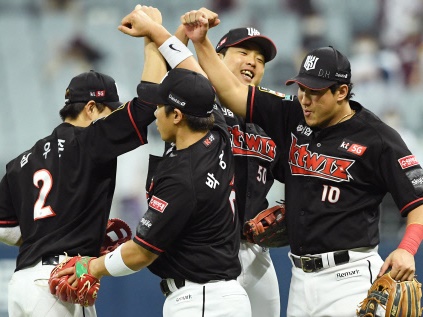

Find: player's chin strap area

[290,250,350,273]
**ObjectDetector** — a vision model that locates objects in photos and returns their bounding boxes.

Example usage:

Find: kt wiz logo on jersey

[228,125,277,162]
[289,134,354,182]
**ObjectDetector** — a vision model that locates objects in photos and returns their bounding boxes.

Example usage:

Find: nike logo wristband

[159,36,193,69]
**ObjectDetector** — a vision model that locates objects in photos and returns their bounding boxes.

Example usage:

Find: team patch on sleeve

[398,155,419,169]
[257,86,294,100]
[136,210,160,240]
[406,168,423,195]
[149,195,168,213]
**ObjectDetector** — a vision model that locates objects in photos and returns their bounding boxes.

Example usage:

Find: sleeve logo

[149,195,168,213]
[257,86,293,100]
[398,155,419,169]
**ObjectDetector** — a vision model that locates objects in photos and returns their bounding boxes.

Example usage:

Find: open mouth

[241,70,254,79]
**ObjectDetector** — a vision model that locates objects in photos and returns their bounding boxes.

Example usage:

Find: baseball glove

[356,272,422,317]
[243,204,289,248]
[49,255,100,307]
[100,218,132,256]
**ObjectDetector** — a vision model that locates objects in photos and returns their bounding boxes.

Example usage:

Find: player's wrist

[398,223,423,255]
[104,244,137,277]
[158,36,193,69]
[88,257,103,280]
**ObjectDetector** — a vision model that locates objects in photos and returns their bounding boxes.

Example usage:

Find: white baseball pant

[8,256,97,317]
[287,246,384,317]
[237,241,281,317]
[163,279,251,317]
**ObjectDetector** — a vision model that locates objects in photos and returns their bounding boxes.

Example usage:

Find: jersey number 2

[33,169,56,220]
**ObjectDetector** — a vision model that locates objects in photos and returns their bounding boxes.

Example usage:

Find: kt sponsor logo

[338,139,367,156]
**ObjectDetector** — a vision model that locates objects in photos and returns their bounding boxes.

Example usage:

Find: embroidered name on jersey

[289,134,354,182]
[398,155,419,169]
[228,125,276,162]
[338,139,367,156]
[149,195,168,213]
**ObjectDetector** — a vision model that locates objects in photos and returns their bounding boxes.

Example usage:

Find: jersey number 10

[321,185,340,203]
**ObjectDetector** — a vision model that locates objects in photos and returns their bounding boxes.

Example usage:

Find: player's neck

[334,102,355,126]
[174,129,208,150]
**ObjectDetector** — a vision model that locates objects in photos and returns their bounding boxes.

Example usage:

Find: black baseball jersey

[0,97,156,271]
[134,105,241,283]
[218,101,279,231]
[246,86,423,256]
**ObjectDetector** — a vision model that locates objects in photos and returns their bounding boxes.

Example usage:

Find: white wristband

[0,226,21,246]
[104,244,136,277]
[158,36,193,69]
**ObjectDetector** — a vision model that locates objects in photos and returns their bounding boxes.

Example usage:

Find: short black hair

[329,83,355,100]
[59,102,109,121]
[164,105,214,132]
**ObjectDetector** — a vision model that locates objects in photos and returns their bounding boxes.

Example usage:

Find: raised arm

[174,8,220,48]
[118,5,204,76]
[181,9,249,118]
[139,6,167,84]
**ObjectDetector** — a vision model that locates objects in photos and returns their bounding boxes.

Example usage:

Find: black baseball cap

[215,27,277,63]
[138,68,215,118]
[65,70,122,109]
[286,46,351,90]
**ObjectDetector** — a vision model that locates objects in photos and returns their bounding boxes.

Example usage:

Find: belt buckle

[300,256,314,273]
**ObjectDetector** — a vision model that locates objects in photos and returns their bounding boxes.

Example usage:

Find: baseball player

[211,27,281,316]
[58,7,251,317]
[172,12,282,314]
[179,11,423,317]
[66,67,251,317]
[0,15,166,316]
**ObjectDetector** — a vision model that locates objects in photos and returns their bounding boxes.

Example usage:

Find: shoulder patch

[149,195,168,213]
[257,86,294,100]
[398,155,419,169]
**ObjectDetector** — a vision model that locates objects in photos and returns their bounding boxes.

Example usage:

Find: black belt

[41,255,61,266]
[160,278,185,297]
[291,250,350,273]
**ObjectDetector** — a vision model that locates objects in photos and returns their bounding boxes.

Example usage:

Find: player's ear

[84,101,97,120]
[337,84,349,101]
[173,108,184,124]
